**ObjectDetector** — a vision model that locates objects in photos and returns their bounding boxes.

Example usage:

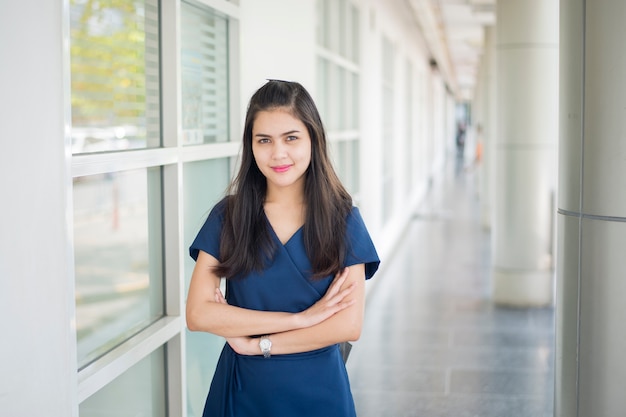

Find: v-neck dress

[189,198,380,417]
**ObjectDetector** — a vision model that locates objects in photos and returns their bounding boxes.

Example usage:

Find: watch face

[260,338,271,350]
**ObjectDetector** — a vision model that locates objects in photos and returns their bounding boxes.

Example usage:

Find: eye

[286,135,298,142]
[257,137,271,144]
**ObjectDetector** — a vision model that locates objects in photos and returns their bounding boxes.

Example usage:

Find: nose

[271,141,287,159]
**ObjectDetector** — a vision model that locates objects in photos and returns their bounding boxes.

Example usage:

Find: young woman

[186,80,379,417]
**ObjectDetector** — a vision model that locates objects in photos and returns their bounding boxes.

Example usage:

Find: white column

[0,1,77,416]
[556,1,626,416]
[492,0,559,306]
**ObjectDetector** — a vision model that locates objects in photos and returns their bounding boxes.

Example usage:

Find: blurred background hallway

[348,159,555,417]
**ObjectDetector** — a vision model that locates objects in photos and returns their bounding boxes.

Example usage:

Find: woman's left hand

[215,288,261,356]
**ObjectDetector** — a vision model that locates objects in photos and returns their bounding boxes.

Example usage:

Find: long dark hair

[214,80,352,279]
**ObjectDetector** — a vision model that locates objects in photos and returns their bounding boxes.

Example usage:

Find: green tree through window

[70,0,160,153]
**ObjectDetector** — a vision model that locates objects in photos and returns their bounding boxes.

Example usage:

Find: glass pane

[337,66,350,130]
[183,158,231,417]
[321,0,331,49]
[334,140,358,197]
[350,4,360,64]
[338,0,347,58]
[337,140,349,189]
[352,140,360,197]
[351,72,359,129]
[406,61,414,193]
[316,58,329,122]
[316,0,325,47]
[70,0,161,154]
[382,36,394,83]
[382,89,394,221]
[74,168,164,368]
[329,140,340,176]
[181,2,229,145]
[382,35,395,222]
[327,0,340,53]
[79,346,166,416]
[327,63,339,131]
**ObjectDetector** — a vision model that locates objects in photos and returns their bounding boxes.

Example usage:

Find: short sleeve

[345,207,380,280]
[189,198,227,262]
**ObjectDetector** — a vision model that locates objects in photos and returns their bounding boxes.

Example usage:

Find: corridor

[347,162,555,417]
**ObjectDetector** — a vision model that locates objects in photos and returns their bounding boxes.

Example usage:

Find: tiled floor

[347,163,555,417]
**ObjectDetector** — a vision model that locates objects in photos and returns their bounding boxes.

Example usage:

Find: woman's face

[252,108,312,194]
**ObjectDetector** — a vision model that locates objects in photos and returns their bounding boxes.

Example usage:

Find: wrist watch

[259,335,272,358]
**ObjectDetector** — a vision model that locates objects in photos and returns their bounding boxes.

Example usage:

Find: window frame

[316,0,362,201]
[67,0,241,414]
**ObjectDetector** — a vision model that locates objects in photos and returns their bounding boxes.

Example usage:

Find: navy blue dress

[190,199,380,417]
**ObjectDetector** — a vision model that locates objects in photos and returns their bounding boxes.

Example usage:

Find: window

[71,0,163,371]
[79,347,167,417]
[69,0,239,413]
[381,36,395,222]
[181,2,229,145]
[70,0,160,154]
[405,59,415,194]
[182,158,231,416]
[74,168,164,368]
[316,0,361,199]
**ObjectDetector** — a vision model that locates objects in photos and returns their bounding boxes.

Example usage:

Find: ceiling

[407,0,496,101]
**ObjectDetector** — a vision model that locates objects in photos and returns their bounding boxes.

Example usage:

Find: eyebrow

[254,130,301,138]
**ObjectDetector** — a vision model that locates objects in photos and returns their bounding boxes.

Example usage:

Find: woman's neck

[264,183,305,206]
[263,185,306,244]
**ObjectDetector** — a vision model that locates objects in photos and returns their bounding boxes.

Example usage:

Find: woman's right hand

[295,268,356,329]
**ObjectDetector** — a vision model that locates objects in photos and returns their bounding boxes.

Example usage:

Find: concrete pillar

[556,1,626,415]
[0,1,77,416]
[492,0,559,306]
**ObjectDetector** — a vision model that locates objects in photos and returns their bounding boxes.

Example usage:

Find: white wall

[0,1,77,416]
[239,0,317,111]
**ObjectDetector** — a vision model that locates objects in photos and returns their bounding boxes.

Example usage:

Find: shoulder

[204,195,235,225]
[211,195,230,216]
[345,206,373,243]
[344,206,380,279]
[346,206,366,230]
[189,196,230,261]
[204,195,235,232]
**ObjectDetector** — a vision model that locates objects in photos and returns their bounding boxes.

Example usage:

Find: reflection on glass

[333,140,358,197]
[352,141,360,197]
[317,0,331,50]
[382,81,394,222]
[69,0,161,153]
[181,2,229,145]
[74,168,163,368]
[350,4,360,64]
[316,57,328,121]
[351,72,359,129]
[79,346,166,416]
[183,158,231,417]
[382,36,395,222]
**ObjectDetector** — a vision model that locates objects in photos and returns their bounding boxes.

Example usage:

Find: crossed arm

[186,250,366,356]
